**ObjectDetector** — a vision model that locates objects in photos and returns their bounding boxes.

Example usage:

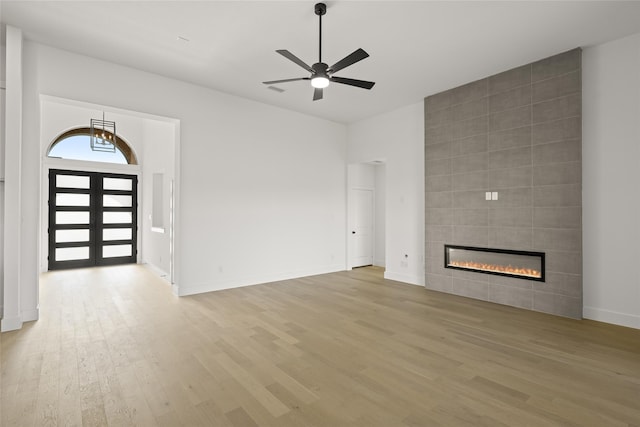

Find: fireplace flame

[449,260,541,278]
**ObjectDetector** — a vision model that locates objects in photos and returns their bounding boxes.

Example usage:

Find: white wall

[347,102,424,285]
[1,44,6,320]
[348,163,376,189]
[141,118,176,278]
[2,27,26,332]
[1,45,5,82]
[8,39,346,325]
[582,32,640,329]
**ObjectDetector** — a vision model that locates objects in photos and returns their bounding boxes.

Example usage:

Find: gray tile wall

[424,49,582,319]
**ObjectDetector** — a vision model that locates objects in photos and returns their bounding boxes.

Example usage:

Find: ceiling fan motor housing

[312,62,329,76]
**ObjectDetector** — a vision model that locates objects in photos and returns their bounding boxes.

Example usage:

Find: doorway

[352,188,374,267]
[48,169,138,270]
[347,162,386,270]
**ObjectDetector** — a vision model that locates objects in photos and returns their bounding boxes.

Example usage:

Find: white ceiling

[2,1,640,124]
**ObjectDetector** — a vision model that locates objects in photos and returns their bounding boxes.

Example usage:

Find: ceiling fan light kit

[263,2,375,101]
[311,76,330,89]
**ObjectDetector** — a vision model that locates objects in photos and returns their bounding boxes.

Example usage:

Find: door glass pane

[103,211,132,224]
[103,177,132,191]
[56,193,90,207]
[56,229,90,243]
[56,246,90,261]
[56,174,90,189]
[103,228,132,241]
[56,211,90,224]
[103,194,132,207]
[103,244,131,258]
[48,135,128,164]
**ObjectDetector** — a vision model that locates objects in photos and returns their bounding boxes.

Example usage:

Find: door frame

[47,168,139,270]
[349,187,375,268]
[346,170,376,270]
[346,161,386,271]
[40,160,142,272]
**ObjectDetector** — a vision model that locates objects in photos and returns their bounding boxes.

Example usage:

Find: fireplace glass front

[444,245,545,282]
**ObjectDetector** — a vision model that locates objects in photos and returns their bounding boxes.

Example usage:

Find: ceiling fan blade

[263,77,309,85]
[313,87,323,101]
[328,48,369,73]
[330,76,376,90]
[276,50,314,73]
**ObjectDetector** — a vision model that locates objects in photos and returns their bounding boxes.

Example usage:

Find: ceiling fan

[263,2,375,101]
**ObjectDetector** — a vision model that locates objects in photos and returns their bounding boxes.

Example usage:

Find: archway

[47,127,138,165]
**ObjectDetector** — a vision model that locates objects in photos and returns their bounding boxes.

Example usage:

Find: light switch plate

[492,192,498,200]
[485,192,492,201]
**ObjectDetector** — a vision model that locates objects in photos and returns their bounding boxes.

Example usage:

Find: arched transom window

[47,128,138,165]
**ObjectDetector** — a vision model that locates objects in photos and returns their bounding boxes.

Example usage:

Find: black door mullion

[56,241,93,249]
[102,223,135,229]
[102,239,135,246]
[55,187,92,194]
[54,206,92,212]
[132,175,138,260]
[90,172,99,265]
[48,169,56,269]
[101,189,134,196]
[55,223,94,230]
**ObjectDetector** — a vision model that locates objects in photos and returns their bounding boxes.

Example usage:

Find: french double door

[48,169,138,270]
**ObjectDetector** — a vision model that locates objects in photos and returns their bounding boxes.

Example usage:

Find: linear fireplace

[445,245,545,282]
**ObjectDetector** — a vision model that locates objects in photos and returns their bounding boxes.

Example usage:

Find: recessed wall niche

[424,49,582,319]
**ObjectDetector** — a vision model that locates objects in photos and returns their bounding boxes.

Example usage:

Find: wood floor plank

[225,407,260,427]
[1,264,639,426]
[213,352,290,417]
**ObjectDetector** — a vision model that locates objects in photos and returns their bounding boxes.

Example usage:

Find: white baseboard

[143,262,170,283]
[0,307,38,331]
[178,263,346,296]
[1,315,23,332]
[384,270,424,286]
[22,308,39,322]
[583,306,640,329]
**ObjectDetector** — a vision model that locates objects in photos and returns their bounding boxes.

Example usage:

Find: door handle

[352,231,356,234]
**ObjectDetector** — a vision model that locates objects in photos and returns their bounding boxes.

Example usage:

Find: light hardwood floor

[1,265,639,426]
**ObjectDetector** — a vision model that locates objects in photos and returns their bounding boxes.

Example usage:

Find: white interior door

[352,189,374,267]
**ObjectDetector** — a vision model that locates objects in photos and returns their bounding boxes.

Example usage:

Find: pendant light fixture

[90,111,117,153]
